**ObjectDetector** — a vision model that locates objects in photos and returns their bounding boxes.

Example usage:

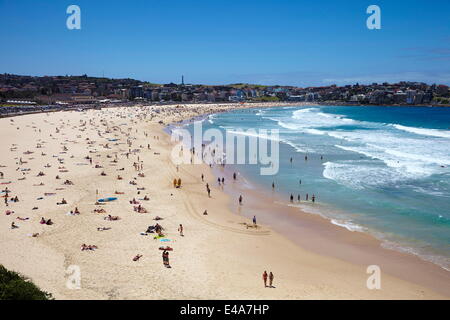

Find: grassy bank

[0,265,53,300]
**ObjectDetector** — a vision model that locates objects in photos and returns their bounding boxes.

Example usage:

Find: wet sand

[211,165,450,297]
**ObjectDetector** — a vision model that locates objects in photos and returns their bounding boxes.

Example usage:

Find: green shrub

[0,265,53,300]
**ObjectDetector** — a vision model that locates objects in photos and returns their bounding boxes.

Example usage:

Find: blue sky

[0,0,449,86]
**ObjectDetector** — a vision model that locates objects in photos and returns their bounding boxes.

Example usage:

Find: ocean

[187,105,450,270]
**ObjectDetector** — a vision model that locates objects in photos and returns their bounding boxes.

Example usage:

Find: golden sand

[0,103,447,299]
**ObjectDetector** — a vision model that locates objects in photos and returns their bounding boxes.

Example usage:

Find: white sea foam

[330,128,450,176]
[330,219,367,232]
[282,139,307,153]
[393,124,450,139]
[265,108,358,133]
[322,161,415,189]
[226,129,281,142]
[291,108,357,127]
[381,241,450,271]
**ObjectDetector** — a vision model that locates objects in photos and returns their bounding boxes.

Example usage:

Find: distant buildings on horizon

[1,73,449,107]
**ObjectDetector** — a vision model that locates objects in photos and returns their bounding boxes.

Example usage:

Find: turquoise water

[191,105,450,270]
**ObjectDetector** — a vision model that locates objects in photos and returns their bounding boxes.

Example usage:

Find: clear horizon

[0,0,449,86]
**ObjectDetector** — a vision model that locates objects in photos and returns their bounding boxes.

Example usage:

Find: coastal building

[406,90,417,104]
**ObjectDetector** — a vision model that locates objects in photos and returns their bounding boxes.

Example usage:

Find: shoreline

[2,100,449,120]
[171,105,450,297]
[0,104,448,299]
[208,160,450,297]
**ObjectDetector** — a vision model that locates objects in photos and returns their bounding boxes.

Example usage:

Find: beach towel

[97,197,118,202]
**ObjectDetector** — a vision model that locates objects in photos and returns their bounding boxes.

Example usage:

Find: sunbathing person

[39,217,53,225]
[133,254,143,261]
[134,205,147,213]
[104,215,120,221]
[97,227,111,231]
[81,244,98,251]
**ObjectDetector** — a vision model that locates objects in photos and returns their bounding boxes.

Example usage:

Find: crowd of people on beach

[1,103,326,295]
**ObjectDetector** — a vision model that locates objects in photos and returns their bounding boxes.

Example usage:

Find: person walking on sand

[206,183,211,197]
[239,195,243,205]
[178,224,184,236]
[201,173,204,182]
[263,271,268,287]
[253,215,257,227]
[162,250,170,267]
[269,272,274,287]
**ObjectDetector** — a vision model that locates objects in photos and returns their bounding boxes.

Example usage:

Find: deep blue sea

[193,105,450,270]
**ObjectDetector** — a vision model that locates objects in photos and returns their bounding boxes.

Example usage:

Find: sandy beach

[0,102,448,300]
